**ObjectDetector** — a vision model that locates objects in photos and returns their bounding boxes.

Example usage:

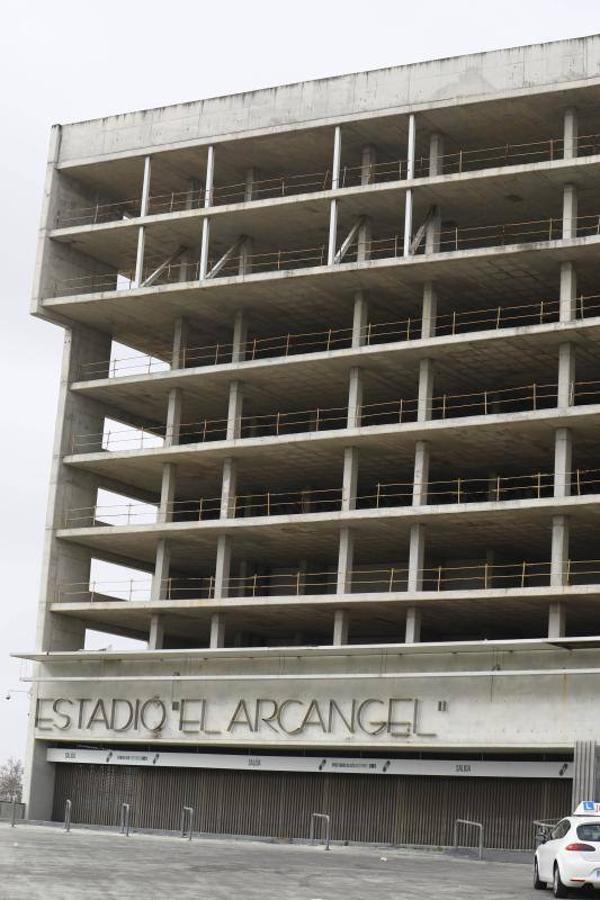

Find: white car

[535,802,600,896]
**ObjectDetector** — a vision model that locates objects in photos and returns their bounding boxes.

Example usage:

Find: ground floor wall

[51,763,570,850]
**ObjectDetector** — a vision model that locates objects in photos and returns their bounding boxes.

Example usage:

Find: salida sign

[35,695,443,741]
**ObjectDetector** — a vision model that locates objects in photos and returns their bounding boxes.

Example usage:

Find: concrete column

[403,113,416,256]
[352,291,369,348]
[425,206,442,254]
[562,183,578,240]
[357,216,372,262]
[210,613,226,648]
[151,539,170,602]
[220,457,237,519]
[360,144,377,185]
[148,614,164,650]
[159,462,177,522]
[185,177,200,210]
[421,283,437,340]
[226,380,244,440]
[133,155,152,287]
[417,358,435,422]
[560,261,577,323]
[327,126,342,264]
[333,609,349,645]
[214,534,232,599]
[572,741,600,808]
[244,167,257,202]
[558,343,575,409]
[231,310,248,363]
[550,514,570,588]
[171,317,189,369]
[429,132,445,177]
[342,446,359,511]
[165,387,183,446]
[238,237,254,276]
[548,601,566,638]
[405,606,422,643]
[413,440,430,506]
[199,145,215,279]
[347,367,363,429]
[563,107,578,160]
[336,527,354,595]
[554,427,573,499]
[407,523,425,592]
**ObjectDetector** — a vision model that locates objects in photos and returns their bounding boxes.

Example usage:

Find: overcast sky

[1,0,599,764]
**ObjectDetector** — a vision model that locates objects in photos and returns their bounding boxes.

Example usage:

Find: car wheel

[533,859,546,890]
[553,864,569,898]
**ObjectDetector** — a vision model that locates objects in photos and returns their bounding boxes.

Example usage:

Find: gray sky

[1,0,599,763]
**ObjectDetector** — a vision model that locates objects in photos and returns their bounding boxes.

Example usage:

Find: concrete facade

[16,35,600,841]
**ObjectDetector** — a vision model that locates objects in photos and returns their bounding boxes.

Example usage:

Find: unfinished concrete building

[16,35,600,846]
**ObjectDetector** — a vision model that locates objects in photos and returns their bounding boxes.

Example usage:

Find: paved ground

[0,823,540,900]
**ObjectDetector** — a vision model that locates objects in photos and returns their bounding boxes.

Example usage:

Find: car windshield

[577,824,600,841]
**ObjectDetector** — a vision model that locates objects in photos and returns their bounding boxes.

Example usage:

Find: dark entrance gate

[52,763,570,849]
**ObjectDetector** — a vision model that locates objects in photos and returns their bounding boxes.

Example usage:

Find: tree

[0,758,23,802]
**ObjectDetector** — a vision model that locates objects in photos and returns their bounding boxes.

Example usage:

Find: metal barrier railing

[77,291,600,381]
[119,803,131,836]
[52,206,600,298]
[70,375,600,454]
[56,556,600,605]
[180,806,194,840]
[310,812,331,850]
[55,130,600,228]
[453,818,484,860]
[63,465,600,528]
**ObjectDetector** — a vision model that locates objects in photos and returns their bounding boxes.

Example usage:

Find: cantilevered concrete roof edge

[56,35,600,165]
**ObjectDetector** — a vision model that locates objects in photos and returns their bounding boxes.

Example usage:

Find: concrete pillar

[357,216,372,262]
[405,606,422,643]
[408,523,426,592]
[238,237,253,276]
[210,612,226,648]
[133,156,152,287]
[560,261,577,323]
[403,113,416,256]
[165,387,183,446]
[199,145,215,279]
[244,167,257,202]
[231,310,247,364]
[220,457,237,518]
[336,527,354,595]
[429,132,445,177]
[421,283,437,340]
[417,358,435,422]
[151,539,170,602]
[347,367,363,429]
[562,183,578,240]
[551,514,570,587]
[327,126,342,264]
[554,427,573,499]
[425,206,442,254]
[159,462,177,522]
[226,380,244,441]
[563,107,578,160]
[172,317,189,369]
[148,614,164,650]
[352,291,369,348]
[413,440,430,505]
[548,601,566,638]
[572,741,600,808]
[342,446,359,511]
[333,609,349,645]
[360,144,377,185]
[214,534,232,599]
[558,343,575,409]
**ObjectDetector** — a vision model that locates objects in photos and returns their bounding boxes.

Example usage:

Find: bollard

[64,799,72,833]
[120,803,131,837]
[10,798,17,828]
[180,806,194,841]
